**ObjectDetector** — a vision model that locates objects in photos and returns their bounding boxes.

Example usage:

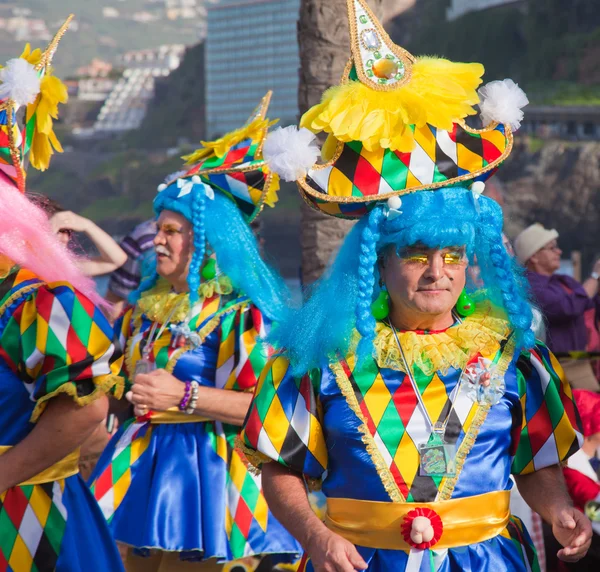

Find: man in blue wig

[241,1,592,571]
[90,92,301,570]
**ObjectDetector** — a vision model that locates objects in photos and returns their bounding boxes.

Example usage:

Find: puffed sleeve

[511,342,583,475]
[0,282,124,421]
[240,355,328,483]
[215,302,270,392]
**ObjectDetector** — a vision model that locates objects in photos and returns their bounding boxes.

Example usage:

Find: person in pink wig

[0,17,125,570]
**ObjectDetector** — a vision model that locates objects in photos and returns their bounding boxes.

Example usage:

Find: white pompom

[263,126,320,182]
[191,175,201,184]
[157,183,167,192]
[478,79,529,131]
[387,195,402,210]
[471,181,486,196]
[0,58,41,107]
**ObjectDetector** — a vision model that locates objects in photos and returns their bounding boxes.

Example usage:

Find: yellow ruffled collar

[371,303,512,376]
[136,275,233,324]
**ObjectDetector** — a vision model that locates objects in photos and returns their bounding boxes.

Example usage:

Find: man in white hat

[514,223,600,354]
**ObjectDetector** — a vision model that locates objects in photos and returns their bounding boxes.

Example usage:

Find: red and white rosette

[401,507,444,570]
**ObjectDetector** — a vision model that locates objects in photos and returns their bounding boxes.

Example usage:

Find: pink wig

[0,180,103,305]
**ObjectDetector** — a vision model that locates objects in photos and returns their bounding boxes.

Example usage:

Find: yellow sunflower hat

[262,0,528,218]
[0,15,73,193]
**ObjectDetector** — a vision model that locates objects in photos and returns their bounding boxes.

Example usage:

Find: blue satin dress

[242,314,583,571]
[90,288,301,563]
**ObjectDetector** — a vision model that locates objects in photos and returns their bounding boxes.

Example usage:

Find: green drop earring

[201,258,217,281]
[372,284,390,321]
[456,289,475,318]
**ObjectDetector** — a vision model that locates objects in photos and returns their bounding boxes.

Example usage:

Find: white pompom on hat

[0,58,41,107]
[478,79,529,131]
[263,126,320,182]
[514,223,559,264]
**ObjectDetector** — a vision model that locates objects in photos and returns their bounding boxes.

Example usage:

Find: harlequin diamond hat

[262,0,528,219]
[0,16,72,193]
[155,92,281,222]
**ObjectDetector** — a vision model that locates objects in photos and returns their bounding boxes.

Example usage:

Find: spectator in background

[105,218,157,321]
[514,223,600,355]
[27,192,127,277]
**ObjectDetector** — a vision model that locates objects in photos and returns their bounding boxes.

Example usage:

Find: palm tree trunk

[298,0,389,285]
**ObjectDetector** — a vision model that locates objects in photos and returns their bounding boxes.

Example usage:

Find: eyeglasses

[400,248,466,266]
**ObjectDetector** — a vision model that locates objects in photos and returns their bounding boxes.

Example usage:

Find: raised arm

[50,211,127,276]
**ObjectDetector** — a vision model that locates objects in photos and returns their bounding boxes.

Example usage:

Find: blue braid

[486,241,535,348]
[128,271,159,304]
[187,187,206,305]
[355,206,385,361]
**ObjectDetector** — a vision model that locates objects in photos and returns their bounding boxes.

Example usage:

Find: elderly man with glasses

[514,223,600,356]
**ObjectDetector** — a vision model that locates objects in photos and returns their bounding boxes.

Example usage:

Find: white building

[206,0,300,138]
[93,45,185,134]
[447,0,523,21]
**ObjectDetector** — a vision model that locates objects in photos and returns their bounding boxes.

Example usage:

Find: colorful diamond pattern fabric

[337,353,484,502]
[0,269,124,422]
[242,356,328,479]
[91,420,152,523]
[0,480,67,572]
[512,344,583,475]
[226,449,269,558]
[242,339,582,503]
[304,123,509,219]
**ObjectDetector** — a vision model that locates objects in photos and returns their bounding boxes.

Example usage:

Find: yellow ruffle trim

[136,275,232,325]
[30,373,125,423]
[371,302,512,377]
[183,116,278,165]
[20,44,68,172]
[301,57,484,155]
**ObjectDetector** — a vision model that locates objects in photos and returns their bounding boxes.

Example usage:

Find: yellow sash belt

[149,408,211,424]
[0,446,80,485]
[325,490,511,551]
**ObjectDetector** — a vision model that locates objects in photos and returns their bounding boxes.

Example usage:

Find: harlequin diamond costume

[90,93,301,566]
[0,17,125,571]
[241,1,583,570]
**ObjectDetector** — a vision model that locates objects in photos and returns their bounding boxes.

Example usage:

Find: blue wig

[271,187,535,375]
[130,180,288,322]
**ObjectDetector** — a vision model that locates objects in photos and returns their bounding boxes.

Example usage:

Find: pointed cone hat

[158,92,280,222]
[271,0,527,219]
[0,15,73,193]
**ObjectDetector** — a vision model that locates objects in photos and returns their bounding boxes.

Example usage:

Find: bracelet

[179,381,192,411]
[185,381,200,415]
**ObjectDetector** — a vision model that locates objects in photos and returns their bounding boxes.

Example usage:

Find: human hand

[49,211,90,234]
[306,528,368,572]
[552,506,592,562]
[125,368,186,416]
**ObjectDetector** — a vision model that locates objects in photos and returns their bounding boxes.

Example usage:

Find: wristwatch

[592,272,600,280]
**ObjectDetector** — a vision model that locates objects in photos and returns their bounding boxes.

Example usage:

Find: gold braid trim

[330,360,405,503]
[0,281,43,320]
[30,373,125,423]
[235,435,272,473]
[437,336,518,501]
